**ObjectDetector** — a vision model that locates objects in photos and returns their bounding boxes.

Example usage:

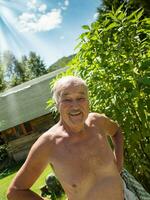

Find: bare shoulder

[39,123,60,140]
[88,112,108,123]
[7,125,60,193]
[22,124,61,167]
[42,123,63,141]
[88,112,119,136]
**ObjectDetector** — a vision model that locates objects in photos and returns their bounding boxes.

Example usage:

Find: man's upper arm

[9,134,51,190]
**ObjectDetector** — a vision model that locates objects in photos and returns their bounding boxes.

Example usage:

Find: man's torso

[47,113,124,200]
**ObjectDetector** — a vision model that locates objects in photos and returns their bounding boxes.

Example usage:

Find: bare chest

[62,134,112,166]
[50,132,115,188]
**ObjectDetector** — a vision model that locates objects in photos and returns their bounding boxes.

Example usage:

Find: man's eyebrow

[79,92,86,95]
[62,93,69,96]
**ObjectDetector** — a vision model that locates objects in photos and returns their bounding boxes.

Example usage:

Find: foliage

[3,51,17,80]
[0,50,74,92]
[40,173,65,200]
[98,0,150,18]
[0,62,6,92]
[48,54,75,73]
[0,160,23,178]
[0,145,9,163]
[48,6,150,192]
[26,51,47,78]
[0,51,48,90]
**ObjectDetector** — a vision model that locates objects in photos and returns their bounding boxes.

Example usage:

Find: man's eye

[63,99,71,102]
[78,98,85,101]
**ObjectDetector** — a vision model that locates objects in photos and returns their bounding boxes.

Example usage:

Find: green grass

[0,164,66,200]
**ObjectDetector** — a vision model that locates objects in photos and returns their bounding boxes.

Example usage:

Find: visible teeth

[70,111,81,115]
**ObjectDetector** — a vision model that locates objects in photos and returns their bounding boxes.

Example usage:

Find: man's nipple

[72,184,77,188]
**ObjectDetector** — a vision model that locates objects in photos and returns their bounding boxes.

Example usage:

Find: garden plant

[48,5,150,192]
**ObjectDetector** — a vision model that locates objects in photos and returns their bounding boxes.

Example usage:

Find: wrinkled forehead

[61,85,87,96]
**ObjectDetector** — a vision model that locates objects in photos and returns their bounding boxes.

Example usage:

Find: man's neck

[59,120,86,135]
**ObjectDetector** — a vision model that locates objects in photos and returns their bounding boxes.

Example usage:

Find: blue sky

[0,0,101,66]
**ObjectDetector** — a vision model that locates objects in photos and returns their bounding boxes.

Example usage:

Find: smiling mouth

[69,111,82,116]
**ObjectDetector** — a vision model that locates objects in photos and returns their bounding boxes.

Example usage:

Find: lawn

[0,164,66,200]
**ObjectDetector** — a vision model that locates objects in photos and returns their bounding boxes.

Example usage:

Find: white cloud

[37,9,62,31]
[61,6,67,10]
[27,0,37,10]
[38,4,47,13]
[64,0,69,6]
[19,12,37,22]
[61,0,69,10]
[18,9,62,32]
[17,0,70,33]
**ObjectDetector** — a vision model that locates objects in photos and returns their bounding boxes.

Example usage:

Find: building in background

[0,67,67,162]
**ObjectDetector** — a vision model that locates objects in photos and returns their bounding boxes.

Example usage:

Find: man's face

[57,83,89,129]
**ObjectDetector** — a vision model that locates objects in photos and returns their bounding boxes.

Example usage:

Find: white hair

[52,76,88,104]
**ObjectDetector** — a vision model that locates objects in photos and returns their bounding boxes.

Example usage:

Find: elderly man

[7,76,124,200]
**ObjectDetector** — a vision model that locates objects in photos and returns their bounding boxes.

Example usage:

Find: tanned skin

[7,78,124,200]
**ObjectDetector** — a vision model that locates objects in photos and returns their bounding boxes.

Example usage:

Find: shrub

[48,5,150,192]
[69,6,150,191]
[0,145,9,171]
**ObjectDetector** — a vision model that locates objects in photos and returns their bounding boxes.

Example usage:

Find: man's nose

[71,100,80,107]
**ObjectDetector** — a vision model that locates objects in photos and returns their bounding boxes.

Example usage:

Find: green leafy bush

[69,6,150,191]
[40,173,64,200]
[0,145,9,172]
[0,145,8,162]
[48,6,150,192]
